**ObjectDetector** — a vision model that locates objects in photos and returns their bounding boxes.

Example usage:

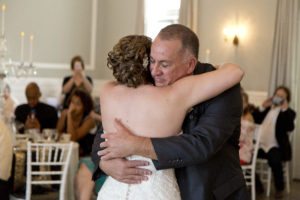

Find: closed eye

[160,62,170,68]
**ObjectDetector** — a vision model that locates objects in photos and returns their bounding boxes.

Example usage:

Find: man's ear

[186,57,197,74]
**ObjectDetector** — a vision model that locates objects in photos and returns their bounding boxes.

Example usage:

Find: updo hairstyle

[107,35,153,88]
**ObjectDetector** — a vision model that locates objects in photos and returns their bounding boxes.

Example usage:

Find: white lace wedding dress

[97,155,181,200]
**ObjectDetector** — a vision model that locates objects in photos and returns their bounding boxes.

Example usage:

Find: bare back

[100,82,186,138]
[100,63,243,138]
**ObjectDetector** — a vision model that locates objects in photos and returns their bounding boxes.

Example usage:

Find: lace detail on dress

[97,155,181,200]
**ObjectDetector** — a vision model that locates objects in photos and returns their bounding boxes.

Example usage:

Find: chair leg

[59,183,64,200]
[266,167,271,197]
[285,163,290,194]
[25,182,31,200]
[252,172,256,200]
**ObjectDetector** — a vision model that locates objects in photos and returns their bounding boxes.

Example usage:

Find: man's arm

[153,84,242,169]
[90,126,152,183]
[99,119,157,160]
[99,84,243,169]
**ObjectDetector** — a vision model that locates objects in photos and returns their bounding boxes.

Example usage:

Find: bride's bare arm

[168,63,244,110]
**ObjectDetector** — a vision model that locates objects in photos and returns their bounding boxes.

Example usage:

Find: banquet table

[13,135,79,200]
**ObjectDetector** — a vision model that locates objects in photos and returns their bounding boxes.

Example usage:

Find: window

[144,0,181,39]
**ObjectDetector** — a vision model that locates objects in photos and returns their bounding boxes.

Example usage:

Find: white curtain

[268,0,300,96]
[135,0,144,34]
[270,0,300,180]
[178,0,199,34]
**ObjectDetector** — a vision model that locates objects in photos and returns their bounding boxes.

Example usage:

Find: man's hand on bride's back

[100,158,152,184]
[98,118,144,160]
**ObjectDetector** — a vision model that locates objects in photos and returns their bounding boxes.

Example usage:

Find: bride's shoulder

[101,81,118,91]
[100,81,116,96]
[104,80,117,86]
[101,81,136,97]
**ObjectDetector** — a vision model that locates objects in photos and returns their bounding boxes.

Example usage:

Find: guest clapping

[61,56,93,108]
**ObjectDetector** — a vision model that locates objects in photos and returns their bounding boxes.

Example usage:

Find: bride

[97,35,244,199]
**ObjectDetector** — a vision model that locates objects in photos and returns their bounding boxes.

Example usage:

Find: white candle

[1,4,5,36]
[29,35,34,65]
[205,49,210,63]
[20,32,25,64]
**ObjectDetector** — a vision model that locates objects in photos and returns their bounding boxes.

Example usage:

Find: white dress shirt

[258,106,281,153]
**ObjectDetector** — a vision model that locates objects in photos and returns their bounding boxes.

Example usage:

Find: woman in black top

[61,55,93,108]
[57,89,97,200]
[253,86,296,198]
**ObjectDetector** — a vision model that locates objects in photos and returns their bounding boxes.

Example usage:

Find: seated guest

[56,89,98,200]
[14,82,58,133]
[0,118,13,200]
[61,56,93,109]
[253,86,296,198]
[239,91,255,165]
[2,84,16,121]
[57,89,96,155]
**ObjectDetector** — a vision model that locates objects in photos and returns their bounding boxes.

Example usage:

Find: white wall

[3,0,277,92]
[6,77,109,106]
[2,0,141,81]
[4,0,91,67]
[197,0,277,92]
[95,0,141,79]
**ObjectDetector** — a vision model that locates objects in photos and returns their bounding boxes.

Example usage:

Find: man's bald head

[25,82,41,108]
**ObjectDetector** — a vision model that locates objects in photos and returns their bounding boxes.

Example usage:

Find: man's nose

[151,64,162,76]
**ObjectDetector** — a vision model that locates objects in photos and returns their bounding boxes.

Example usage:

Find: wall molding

[17,0,98,71]
[6,77,110,106]
[246,90,268,106]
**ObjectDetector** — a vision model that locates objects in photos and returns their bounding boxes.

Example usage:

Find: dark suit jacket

[91,63,249,200]
[252,106,296,161]
[15,102,58,133]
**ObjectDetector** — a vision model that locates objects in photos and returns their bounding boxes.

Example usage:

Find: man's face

[150,37,195,87]
[26,89,40,108]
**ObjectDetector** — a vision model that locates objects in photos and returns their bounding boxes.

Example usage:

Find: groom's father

[92,24,249,200]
